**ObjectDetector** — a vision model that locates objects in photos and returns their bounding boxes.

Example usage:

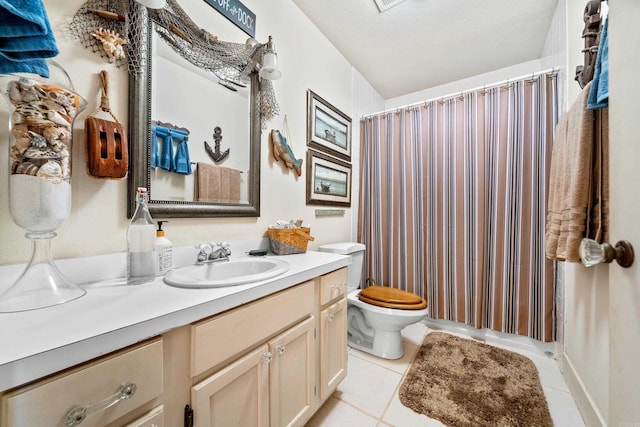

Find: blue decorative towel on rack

[0,0,59,77]
[587,17,608,110]
[150,125,161,169]
[174,134,192,175]
[152,124,191,174]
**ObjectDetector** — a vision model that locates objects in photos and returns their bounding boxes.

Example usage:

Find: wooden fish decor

[271,129,302,176]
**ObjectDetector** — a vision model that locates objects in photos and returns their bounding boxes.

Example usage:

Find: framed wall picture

[307,90,352,161]
[306,150,352,207]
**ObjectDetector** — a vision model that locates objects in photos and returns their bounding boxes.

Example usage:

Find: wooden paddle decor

[85,70,128,179]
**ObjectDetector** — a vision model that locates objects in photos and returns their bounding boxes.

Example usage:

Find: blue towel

[0,0,58,78]
[156,127,176,172]
[0,56,49,76]
[174,134,192,175]
[150,125,161,169]
[0,0,49,37]
[152,125,191,173]
[587,17,608,110]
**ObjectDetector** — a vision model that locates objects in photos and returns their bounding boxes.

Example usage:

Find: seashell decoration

[7,81,21,103]
[13,161,40,176]
[28,131,48,148]
[6,78,80,184]
[46,110,72,126]
[14,137,31,153]
[43,125,71,148]
[91,28,126,63]
[11,123,30,139]
[37,160,64,184]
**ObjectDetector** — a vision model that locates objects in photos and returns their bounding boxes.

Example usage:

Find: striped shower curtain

[358,73,558,341]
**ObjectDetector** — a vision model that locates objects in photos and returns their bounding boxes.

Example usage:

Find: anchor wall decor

[204,126,230,163]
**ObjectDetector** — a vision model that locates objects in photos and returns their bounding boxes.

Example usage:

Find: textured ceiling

[292,0,559,99]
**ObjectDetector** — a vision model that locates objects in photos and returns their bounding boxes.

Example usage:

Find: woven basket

[268,227,315,255]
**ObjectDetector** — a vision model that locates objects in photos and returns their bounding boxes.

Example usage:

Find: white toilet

[318,242,428,360]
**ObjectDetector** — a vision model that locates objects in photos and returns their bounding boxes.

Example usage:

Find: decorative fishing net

[69,0,279,127]
[69,0,129,69]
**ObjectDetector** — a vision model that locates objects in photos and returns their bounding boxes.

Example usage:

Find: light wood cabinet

[188,268,347,426]
[0,338,163,427]
[0,267,348,427]
[190,281,315,377]
[320,298,348,401]
[191,344,270,427]
[191,316,316,427]
[320,268,348,306]
[269,316,316,427]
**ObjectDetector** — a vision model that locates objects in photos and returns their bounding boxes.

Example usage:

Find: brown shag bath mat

[399,332,553,427]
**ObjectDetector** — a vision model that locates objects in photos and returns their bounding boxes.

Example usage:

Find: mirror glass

[127,4,261,218]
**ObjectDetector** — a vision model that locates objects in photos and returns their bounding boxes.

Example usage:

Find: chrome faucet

[195,242,231,264]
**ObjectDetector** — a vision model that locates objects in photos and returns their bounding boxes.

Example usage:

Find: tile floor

[306,323,585,427]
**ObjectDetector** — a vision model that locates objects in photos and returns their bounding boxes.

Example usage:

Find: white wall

[383,59,542,111]
[0,0,355,265]
[350,68,385,241]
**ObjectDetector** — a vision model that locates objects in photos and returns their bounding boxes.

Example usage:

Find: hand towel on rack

[196,163,241,203]
[152,126,176,172]
[545,82,609,262]
[150,125,160,169]
[589,107,609,243]
[0,0,58,77]
[174,134,192,175]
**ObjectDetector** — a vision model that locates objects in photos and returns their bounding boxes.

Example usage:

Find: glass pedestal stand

[0,61,88,313]
[0,232,85,312]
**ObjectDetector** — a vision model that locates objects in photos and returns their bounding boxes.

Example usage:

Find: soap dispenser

[155,220,173,276]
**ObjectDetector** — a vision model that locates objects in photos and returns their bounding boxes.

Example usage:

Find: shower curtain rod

[362,67,559,119]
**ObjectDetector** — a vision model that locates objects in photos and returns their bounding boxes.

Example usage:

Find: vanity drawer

[123,404,164,427]
[1,338,163,427]
[191,281,314,377]
[320,268,348,306]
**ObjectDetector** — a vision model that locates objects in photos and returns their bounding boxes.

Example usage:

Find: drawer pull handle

[64,381,137,426]
[275,344,286,355]
[327,313,335,322]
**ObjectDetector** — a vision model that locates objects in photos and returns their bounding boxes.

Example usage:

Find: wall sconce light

[259,36,282,80]
[134,0,167,9]
[579,238,635,268]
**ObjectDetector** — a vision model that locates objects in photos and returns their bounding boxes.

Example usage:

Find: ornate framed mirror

[127,3,261,218]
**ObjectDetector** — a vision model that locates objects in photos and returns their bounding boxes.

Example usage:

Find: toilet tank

[318,242,365,291]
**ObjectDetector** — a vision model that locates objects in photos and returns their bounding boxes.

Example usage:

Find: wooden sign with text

[203,0,256,38]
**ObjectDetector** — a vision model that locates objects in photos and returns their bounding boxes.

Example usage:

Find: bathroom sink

[164,257,290,288]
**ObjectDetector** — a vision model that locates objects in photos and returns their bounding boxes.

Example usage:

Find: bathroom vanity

[0,243,350,426]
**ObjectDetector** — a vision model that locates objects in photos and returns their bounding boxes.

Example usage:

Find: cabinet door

[269,316,315,427]
[319,298,348,400]
[191,344,270,427]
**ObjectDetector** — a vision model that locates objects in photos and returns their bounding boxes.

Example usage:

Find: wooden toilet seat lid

[358,286,427,310]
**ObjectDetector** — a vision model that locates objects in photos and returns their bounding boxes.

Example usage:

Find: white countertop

[0,240,350,391]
